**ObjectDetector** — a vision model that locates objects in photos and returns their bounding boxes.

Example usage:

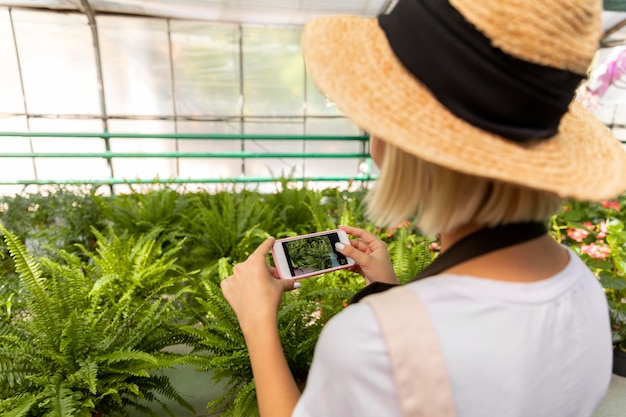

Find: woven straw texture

[451,0,602,74]
[301,12,626,201]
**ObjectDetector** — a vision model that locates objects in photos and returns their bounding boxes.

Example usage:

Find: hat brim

[302,16,626,200]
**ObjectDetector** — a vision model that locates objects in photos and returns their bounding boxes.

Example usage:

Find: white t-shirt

[293,248,612,417]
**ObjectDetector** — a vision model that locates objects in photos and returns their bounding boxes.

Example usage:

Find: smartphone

[272,229,355,280]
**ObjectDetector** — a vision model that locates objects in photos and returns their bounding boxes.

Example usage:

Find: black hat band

[378,0,585,142]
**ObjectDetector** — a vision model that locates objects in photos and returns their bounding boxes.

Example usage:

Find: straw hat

[302,0,626,201]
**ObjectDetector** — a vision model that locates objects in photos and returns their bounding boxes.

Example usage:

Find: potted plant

[0,225,195,416]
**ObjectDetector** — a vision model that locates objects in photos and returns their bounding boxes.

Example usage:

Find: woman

[220,0,626,415]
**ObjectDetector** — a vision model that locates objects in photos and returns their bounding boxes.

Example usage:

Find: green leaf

[584,258,614,270]
[562,209,583,221]
[97,350,159,366]
[44,376,79,417]
[77,360,98,395]
[599,273,626,290]
[1,393,40,417]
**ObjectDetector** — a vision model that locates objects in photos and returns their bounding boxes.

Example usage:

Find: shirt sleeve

[292,303,402,417]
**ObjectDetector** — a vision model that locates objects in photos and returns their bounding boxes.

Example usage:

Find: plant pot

[613,345,626,377]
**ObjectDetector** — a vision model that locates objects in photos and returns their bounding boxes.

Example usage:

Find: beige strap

[363,287,457,417]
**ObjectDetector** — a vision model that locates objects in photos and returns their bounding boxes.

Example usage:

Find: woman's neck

[439,223,482,252]
[438,223,570,283]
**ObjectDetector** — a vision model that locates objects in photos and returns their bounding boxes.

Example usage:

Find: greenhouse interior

[2,0,626,416]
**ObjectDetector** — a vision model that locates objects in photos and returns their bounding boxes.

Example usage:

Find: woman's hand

[221,238,302,417]
[221,237,297,334]
[336,225,399,286]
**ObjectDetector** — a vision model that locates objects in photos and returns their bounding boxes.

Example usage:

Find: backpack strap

[363,287,457,417]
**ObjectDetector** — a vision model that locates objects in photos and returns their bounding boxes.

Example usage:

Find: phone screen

[282,232,350,277]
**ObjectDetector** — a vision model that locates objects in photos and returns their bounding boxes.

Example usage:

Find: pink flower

[567,228,590,242]
[429,241,440,251]
[580,242,611,260]
[597,221,608,239]
[601,200,621,211]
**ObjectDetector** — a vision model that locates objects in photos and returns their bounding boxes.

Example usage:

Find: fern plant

[264,179,335,236]
[387,225,436,283]
[83,227,189,304]
[183,189,275,266]
[0,186,103,256]
[100,185,192,236]
[0,225,194,417]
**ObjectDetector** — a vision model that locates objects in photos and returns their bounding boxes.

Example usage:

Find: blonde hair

[366,143,563,236]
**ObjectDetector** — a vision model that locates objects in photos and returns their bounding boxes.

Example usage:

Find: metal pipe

[0,152,369,158]
[0,132,369,141]
[0,175,377,185]
[79,0,115,193]
[8,8,38,181]
[166,18,180,178]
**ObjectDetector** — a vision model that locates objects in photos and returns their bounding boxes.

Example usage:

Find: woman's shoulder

[318,302,384,353]
[407,247,605,306]
[319,246,607,363]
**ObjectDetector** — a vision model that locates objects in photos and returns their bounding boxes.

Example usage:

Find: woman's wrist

[239,311,278,340]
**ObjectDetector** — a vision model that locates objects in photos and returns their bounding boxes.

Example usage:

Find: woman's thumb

[281,278,301,291]
[335,242,363,265]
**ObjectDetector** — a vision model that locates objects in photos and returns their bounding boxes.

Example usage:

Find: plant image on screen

[285,236,343,276]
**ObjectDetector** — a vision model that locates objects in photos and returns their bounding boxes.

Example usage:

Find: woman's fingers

[349,239,369,253]
[336,240,370,267]
[281,279,301,291]
[252,236,275,259]
[338,224,399,286]
[339,225,378,244]
[268,265,281,279]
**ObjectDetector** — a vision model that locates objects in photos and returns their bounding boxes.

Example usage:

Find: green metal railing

[0,132,369,141]
[0,132,375,186]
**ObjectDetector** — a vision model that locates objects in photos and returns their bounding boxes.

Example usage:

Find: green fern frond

[95,382,131,402]
[89,274,118,297]
[150,374,194,413]
[76,360,98,395]
[207,390,236,416]
[171,352,213,369]
[0,392,41,417]
[0,357,36,389]
[0,321,14,337]
[41,375,80,417]
[193,270,240,328]
[387,228,435,283]
[207,351,252,383]
[217,257,233,281]
[390,227,415,282]
[118,298,183,351]
[39,257,91,323]
[97,351,159,367]
[59,310,90,364]
[230,379,258,417]
[0,225,60,339]
[95,294,174,353]
[414,240,435,276]
[232,227,270,261]
[304,201,336,232]
[194,325,244,353]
